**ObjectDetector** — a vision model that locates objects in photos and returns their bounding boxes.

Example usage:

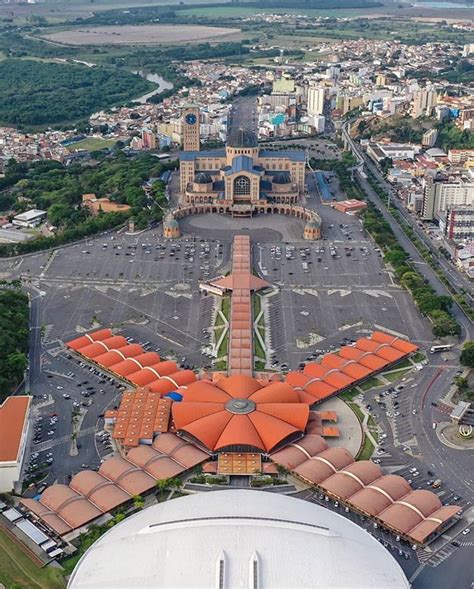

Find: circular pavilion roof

[68,490,410,589]
[172,376,309,452]
[227,127,258,148]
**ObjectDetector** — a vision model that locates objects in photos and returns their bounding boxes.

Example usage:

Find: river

[132,71,174,104]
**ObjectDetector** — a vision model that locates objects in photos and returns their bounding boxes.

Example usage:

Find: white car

[56,385,63,390]
[462,528,471,535]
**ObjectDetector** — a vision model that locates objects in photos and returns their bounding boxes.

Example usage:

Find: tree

[132,495,145,510]
[454,376,468,391]
[460,341,474,368]
[156,478,171,499]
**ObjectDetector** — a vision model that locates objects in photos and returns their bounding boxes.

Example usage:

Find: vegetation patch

[0,527,65,588]
[0,59,153,128]
[68,137,118,152]
[384,368,412,382]
[359,376,383,391]
[0,155,175,257]
[356,433,375,461]
[0,282,29,401]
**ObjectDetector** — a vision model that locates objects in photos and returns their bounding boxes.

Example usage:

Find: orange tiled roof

[20,433,208,536]
[66,331,196,393]
[106,390,172,447]
[285,331,418,405]
[271,435,458,545]
[173,376,308,453]
[0,396,30,462]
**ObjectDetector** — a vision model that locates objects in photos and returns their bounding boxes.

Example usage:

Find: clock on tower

[182,107,200,152]
[185,113,197,125]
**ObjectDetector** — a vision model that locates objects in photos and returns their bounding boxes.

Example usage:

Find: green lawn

[0,528,65,589]
[221,296,230,320]
[384,368,412,383]
[68,137,118,151]
[340,388,359,402]
[356,434,375,461]
[389,358,413,370]
[254,334,266,362]
[359,377,383,391]
[347,401,364,423]
[253,293,261,320]
[215,311,224,328]
[412,352,426,364]
[217,331,228,358]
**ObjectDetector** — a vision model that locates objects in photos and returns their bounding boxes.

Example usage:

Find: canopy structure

[173,376,308,453]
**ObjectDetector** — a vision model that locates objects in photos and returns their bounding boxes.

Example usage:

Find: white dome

[68,490,409,589]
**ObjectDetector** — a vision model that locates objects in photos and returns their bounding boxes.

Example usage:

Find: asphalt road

[341,123,473,340]
[362,153,472,299]
[228,96,258,134]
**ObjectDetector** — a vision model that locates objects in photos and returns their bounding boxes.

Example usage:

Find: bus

[429,345,453,354]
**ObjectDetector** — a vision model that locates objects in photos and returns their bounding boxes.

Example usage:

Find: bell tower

[182,106,200,152]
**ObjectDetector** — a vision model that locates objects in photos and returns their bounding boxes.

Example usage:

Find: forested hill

[0,59,153,129]
[0,283,29,402]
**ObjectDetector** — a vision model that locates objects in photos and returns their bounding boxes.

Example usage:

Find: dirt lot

[40,24,241,46]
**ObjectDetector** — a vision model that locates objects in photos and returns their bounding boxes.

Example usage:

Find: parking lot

[256,212,432,368]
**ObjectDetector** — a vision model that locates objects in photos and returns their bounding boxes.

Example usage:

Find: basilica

[179,107,306,214]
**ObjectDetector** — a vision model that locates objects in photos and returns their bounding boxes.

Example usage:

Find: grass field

[359,376,383,391]
[356,433,375,461]
[41,24,241,46]
[0,528,65,589]
[68,137,118,151]
[384,368,412,383]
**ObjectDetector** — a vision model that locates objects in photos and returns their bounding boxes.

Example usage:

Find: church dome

[164,215,179,229]
[194,172,213,184]
[305,217,321,229]
[273,172,291,185]
[227,128,258,148]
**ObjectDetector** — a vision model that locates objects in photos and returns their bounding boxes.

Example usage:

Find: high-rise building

[412,89,437,118]
[182,105,200,152]
[141,128,156,150]
[307,87,325,116]
[422,128,438,148]
[444,205,474,241]
[422,175,474,220]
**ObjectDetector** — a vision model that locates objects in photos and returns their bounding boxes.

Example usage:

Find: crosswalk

[417,543,457,567]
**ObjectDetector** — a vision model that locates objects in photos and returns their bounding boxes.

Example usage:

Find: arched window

[234,175,251,196]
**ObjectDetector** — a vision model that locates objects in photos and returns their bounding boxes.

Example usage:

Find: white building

[68,489,410,589]
[0,396,31,492]
[412,88,437,118]
[308,114,326,133]
[422,176,474,220]
[422,128,438,148]
[367,142,420,163]
[12,209,47,228]
[307,86,325,116]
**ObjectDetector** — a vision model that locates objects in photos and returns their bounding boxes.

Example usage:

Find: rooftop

[0,396,30,462]
[67,490,410,589]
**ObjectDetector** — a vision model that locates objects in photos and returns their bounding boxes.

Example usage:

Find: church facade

[179,107,306,214]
